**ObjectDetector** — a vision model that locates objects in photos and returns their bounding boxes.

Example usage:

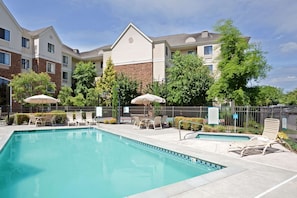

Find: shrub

[5,115,15,125]
[173,116,203,131]
[104,118,117,124]
[14,113,29,125]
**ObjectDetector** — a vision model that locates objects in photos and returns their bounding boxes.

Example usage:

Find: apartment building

[0,0,220,111]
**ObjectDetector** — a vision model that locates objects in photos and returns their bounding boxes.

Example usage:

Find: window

[188,50,196,55]
[21,58,30,69]
[204,45,213,55]
[0,52,10,65]
[62,72,68,83]
[48,43,55,53]
[0,28,10,41]
[62,55,68,67]
[207,65,213,74]
[22,37,30,48]
[46,62,55,73]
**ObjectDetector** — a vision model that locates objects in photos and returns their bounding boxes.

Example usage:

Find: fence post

[172,106,174,118]
[246,106,249,130]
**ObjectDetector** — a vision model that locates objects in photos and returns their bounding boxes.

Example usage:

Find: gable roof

[0,0,23,32]
[151,32,221,48]
[26,26,63,44]
[111,23,152,49]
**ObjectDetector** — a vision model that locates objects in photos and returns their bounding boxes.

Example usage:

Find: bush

[173,116,203,131]
[202,124,226,132]
[5,115,15,125]
[14,113,29,125]
[104,118,117,124]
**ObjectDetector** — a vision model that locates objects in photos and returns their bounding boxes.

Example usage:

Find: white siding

[112,26,152,66]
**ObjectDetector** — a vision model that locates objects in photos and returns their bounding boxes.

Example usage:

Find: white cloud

[280,42,297,53]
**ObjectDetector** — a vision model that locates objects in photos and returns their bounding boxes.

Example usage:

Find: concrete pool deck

[0,124,297,198]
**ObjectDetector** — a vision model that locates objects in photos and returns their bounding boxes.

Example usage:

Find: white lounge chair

[132,116,146,129]
[75,111,86,126]
[148,116,162,130]
[229,118,281,157]
[86,112,96,125]
[66,112,76,126]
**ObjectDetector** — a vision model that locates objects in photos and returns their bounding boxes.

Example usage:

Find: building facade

[0,0,221,112]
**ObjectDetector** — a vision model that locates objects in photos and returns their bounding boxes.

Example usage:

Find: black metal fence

[3,105,297,131]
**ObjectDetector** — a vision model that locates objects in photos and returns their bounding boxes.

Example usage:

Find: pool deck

[1,124,297,198]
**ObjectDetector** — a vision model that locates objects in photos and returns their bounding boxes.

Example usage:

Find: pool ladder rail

[178,120,204,141]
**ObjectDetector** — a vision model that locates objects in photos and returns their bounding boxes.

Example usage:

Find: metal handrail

[178,120,203,141]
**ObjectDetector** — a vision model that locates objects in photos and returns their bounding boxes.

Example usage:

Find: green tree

[96,57,116,106]
[112,84,119,120]
[117,73,139,106]
[58,86,73,106]
[281,89,297,105]
[9,70,56,104]
[71,93,86,107]
[73,61,97,98]
[255,86,283,106]
[207,19,271,105]
[144,81,167,99]
[85,88,98,106]
[166,51,214,106]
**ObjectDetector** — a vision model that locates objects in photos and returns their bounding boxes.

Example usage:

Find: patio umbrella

[131,93,166,105]
[131,94,166,116]
[24,94,60,104]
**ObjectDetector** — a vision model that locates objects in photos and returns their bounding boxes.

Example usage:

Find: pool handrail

[178,120,203,141]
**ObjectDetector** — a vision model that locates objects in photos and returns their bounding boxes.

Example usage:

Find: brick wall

[115,62,153,92]
[33,58,61,96]
[0,50,21,80]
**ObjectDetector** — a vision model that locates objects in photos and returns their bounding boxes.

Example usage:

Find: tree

[144,81,167,99]
[112,84,119,120]
[255,86,283,106]
[207,19,271,105]
[117,73,139,106]
[72,61,97,98]
[58,86,73,106]
[9,70,56,104]
[281,89,297,105]
[96,57,116,106]
[166,51,214,106]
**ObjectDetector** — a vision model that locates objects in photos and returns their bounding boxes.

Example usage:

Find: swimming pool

[196,133,251,142]
[0,128,223,198]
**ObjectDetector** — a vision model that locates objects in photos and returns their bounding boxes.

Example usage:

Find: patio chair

[228,118,281,157]
[132,116,146,129]
[66,112,76,126]
[75,111,86,126]
[28,114,37,125]
[86,112,96,125]
[161,115,169,128]
[148,116,162,130]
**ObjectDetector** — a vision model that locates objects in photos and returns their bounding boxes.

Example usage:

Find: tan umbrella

[131,94,166,105]
[24,94,60,104]
[131,94,165,116]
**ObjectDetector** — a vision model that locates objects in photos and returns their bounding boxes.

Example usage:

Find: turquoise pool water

[196,133,250,141]
[0,128,223,198]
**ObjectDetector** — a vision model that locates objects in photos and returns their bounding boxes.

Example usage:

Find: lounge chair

[148,116,162,130]
[28,114,37,125]
[66,112,76,126]
[132,116,146,129]
[86,112,96,125]
[75,111,86,126]
[229,118,281,157]
[161,115,169,128]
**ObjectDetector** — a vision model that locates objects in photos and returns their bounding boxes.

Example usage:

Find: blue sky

[4,0,297,93]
